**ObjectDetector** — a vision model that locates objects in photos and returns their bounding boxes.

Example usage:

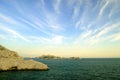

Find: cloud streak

[0,13,18,25]
[53,0,61,14]
[99,1,109,16]
[72,1,82,20]
[29,35,64,44]
[0,24,29,42]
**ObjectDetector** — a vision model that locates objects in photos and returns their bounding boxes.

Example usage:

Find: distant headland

[0,45,49,71]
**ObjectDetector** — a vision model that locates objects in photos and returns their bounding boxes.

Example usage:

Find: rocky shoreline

[0,45,49,71]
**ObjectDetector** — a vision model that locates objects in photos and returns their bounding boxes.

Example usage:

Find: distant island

[37,54,80,60]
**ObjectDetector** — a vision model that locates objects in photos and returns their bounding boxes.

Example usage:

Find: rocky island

[38,54,80,60]
[0,45,49,71]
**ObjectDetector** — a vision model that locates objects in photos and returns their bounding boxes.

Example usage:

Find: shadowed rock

[0,45,49,71]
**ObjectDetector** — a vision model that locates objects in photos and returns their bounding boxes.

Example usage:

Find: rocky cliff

[0,45,49,71]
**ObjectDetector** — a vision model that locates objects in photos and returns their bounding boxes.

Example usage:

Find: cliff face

[0,45,49,71]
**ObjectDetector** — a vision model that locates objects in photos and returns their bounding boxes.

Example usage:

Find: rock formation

[0,45,49,71]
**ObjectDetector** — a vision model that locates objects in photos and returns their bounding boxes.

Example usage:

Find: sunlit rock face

[0,45,49,71]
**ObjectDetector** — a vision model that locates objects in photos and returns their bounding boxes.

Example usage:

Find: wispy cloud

[88,22,120,45]
[50,25,63,31]
[0,13,18,25]
[108,0,120,18]
[88,32,120,45]
[0,24,29,42]
[44,12,65,32]
[19,17,54,36]
[111,33,120,41]
[72,1,82,20]
[75,19,81,29]
[29,36,51,43]
[29,35,64,44]
[52,35,64,44]
[80,30,92,39]
[74,0,93,30]
[99,1,109,16]
[74,21,120,45]
[72,6,79,20]
[2,0,64,38]
[95,22,120,38]
[53,0,61,14]
[73,0,120,46]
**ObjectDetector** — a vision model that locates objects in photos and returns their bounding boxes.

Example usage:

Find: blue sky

[0,0,120,57]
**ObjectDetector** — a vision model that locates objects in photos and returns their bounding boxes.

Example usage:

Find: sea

[0,58,120,80]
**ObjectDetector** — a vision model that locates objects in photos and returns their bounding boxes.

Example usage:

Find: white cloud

[52,35,63,44]
[89,32,120,45]
[95,28,109,38]
[74,0,91,30]
[75,19,87,30]
[29,35,64,44]
[87,22,120,45]
[0,24,29,42]
[0,13,18,25]
[72,1,82,20]
[99,1,109,16]
[50,25,64,31]
[108,0,120,18]
[44,13,64,32]
[72,6,79,20]
[19,18,53,36]
[110,33,120,41]
[95,22,120,38]
[80,30,92,39]
[29,36,51,43]
[74,21,120,45]
[53,0,61,14]
[75,20,81,29]
[88,38,100,45]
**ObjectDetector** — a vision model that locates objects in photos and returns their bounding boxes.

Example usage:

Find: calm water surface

[0,58,120,80]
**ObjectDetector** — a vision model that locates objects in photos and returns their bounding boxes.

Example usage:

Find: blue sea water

[0,58,120,80]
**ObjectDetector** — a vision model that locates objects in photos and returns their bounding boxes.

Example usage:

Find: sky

[0,0,120,58]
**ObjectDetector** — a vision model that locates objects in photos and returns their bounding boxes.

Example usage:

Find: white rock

[0,45,49,71]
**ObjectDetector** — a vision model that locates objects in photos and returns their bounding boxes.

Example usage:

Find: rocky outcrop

[0,45,49,71]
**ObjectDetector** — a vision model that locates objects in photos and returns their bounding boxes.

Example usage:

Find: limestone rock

[0,45,49,71]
